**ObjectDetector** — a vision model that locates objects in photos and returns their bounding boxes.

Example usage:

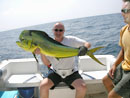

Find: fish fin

[30,30,49,38]
[87,47,105,66]
[88,46,104,53]
[30,30,64,45]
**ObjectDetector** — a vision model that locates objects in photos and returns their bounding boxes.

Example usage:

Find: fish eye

[33,43,37,46]
[20,37,25,41]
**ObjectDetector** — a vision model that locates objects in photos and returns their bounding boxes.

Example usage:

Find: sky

[0,0,123,32]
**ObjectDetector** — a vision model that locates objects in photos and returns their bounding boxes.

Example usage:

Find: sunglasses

[121,9,130,13]
[54,29,64,32]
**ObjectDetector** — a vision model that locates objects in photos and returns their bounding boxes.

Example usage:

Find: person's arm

[84,42,91,49]
[109,48,124,78]
[40,54,51,66]
[34,48,51,67]
[113,48,124,67]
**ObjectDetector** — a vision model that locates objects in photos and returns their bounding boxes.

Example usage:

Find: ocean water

[0,13,125,62]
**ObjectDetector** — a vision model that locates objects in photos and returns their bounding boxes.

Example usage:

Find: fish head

[19,30,48,42]
[19,30,33,41]
[17,30,45,52]
[16,40,37,52]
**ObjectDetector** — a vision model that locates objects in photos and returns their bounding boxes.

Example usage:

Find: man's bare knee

[77,83,87,92]
[40,78,54,90]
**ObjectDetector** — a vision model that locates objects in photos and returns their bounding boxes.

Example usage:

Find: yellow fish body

[16,30,104,65]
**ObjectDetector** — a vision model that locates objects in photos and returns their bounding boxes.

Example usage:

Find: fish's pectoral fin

[87,46,105,66]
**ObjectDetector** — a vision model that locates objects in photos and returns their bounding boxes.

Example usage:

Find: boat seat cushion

[0,90,18,98]
[81,70,108,80]
[5,74,43,87]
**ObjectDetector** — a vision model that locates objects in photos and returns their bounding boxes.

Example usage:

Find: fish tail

[86,46,105,66]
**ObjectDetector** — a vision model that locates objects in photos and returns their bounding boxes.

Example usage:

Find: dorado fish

[16,30,105,65]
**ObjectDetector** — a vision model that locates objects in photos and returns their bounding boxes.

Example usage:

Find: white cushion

[5,74,43,87]
[81,70,108,80]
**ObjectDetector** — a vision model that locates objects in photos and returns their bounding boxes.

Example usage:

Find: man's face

[121,2,130,24]
[53,23,65,40]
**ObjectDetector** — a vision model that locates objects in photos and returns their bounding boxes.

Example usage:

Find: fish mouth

[16,40,31,50]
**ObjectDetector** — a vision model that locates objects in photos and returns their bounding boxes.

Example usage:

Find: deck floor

[85,92,107,98]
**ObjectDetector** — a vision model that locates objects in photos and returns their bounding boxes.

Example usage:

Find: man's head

[122,0,130,24]
[52,22,65,41]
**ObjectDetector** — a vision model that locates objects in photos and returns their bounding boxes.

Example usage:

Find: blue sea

[0,13,126,62]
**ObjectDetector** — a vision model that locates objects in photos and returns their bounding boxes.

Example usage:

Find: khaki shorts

[108,64,130,98]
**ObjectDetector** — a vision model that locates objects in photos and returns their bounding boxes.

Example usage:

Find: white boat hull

[0,55,116,98]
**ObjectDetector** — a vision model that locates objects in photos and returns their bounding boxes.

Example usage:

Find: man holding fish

[34,22,91,98]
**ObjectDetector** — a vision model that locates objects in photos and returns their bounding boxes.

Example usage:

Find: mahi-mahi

[16,30,104,65]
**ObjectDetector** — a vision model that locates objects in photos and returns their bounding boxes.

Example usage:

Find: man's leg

[40,78,54,98]
[108,90,121,98]
[102,75,114,93]
[102,76,122,98]
[102,74,125,98]
[71,79,87,98]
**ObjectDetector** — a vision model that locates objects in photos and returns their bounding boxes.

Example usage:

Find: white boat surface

[0,55,116,98]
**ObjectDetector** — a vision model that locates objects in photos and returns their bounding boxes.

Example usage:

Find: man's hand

[34,48,41,55]
[108,65,117,79]
[78,46,88,56]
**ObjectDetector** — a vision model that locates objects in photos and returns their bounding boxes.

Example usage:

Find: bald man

[35,22,91,98]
